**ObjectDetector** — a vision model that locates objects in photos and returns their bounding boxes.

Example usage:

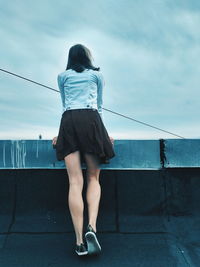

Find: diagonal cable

[0,67,185,139]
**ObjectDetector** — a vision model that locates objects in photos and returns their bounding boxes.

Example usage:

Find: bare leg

[84,153,101,233]
[64,150,84,245]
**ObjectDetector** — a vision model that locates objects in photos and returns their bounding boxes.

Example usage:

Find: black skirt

[54,108,116,164]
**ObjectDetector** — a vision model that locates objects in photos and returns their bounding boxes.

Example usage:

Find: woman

[52,44,115,256]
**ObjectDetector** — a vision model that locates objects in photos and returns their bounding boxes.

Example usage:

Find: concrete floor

[0,232,194,267]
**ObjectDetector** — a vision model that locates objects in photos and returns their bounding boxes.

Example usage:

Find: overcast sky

[0,0,200,140]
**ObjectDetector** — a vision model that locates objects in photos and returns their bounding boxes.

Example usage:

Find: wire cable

[0,67,185,139]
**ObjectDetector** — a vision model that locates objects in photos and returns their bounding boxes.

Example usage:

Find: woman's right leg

[64,150,84,245]
[84,153,101,233]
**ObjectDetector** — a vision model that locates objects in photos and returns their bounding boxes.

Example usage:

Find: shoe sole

[85,232,101,255]
[75,250,88,256]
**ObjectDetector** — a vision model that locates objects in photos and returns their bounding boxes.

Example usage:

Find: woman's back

[57,68,105,121]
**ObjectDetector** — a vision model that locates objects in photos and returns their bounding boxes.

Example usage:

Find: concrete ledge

[1,139,200,169]
[164,139,200,167]
[0,139,161,169]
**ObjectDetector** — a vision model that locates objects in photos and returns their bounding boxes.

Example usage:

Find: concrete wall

[1,138,200,169]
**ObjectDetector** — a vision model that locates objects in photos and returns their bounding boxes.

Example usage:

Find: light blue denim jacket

[57,68,105,122]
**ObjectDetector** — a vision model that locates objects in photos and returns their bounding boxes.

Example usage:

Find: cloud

[1,0,200,139]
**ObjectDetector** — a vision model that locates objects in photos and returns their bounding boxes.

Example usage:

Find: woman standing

[52,44,115,256]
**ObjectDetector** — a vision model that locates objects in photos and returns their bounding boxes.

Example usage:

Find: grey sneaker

[75,243,88,256]
[85,224,101,255]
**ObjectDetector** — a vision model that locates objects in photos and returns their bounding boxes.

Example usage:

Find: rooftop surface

[0,139,200,266]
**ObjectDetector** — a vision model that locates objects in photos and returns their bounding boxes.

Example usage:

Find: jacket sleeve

[97,72,105,122]
[57,74,66,115]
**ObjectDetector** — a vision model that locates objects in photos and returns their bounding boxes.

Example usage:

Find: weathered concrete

[0,139,161,169]
[1,139,200,266]
[164,139,200,167]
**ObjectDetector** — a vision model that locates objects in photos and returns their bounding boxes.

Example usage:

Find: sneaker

[85,224,101,255]
[75,243,88,256]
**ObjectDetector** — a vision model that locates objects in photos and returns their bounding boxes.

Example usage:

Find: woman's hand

[52,136,58,146]
[109,136,114,145]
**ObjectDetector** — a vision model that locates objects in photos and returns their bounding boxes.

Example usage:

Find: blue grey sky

[1,0,200,140]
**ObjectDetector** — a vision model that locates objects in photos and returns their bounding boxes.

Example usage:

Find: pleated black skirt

[54,108,116,164]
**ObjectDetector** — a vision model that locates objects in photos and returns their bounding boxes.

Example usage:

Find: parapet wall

[1,139,200,169]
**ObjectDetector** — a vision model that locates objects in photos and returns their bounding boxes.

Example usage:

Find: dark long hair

[66,44,100,72]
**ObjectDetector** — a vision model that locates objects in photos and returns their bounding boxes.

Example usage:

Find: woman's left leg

[64,150,84,245]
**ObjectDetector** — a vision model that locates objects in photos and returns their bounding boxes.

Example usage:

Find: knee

[68,175,83,187]
[86,170,99,183]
